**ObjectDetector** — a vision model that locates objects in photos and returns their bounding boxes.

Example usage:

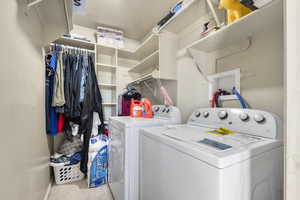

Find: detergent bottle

[130,99,143,118]
[142,98,153,118]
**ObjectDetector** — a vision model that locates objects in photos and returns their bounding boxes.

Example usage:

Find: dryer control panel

[188,108,282,140]
[152,105,181,124]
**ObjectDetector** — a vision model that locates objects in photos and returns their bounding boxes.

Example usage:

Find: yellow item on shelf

[206,127,234,136]
[219,0,253,24]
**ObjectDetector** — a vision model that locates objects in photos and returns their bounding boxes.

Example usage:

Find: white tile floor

[48,180,113,200]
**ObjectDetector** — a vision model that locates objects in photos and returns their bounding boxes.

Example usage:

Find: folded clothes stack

[50,152,82,167]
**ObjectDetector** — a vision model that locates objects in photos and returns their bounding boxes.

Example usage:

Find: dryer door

[108,123,126,200]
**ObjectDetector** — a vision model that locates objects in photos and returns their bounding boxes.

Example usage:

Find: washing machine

[108,105,181,200]
[140,108,283,200]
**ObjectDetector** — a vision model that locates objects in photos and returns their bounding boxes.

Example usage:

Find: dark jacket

[63,54,83,119]
[79,55,105,173]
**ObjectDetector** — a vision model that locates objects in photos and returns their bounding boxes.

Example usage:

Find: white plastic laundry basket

[53,163,84,184]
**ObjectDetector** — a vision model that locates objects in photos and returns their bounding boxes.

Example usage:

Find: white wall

[177,29,283,122]
[0,1,51,200]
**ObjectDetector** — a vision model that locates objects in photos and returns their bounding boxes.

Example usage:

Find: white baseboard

[43,181,53,200]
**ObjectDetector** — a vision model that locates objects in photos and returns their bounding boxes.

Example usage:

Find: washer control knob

[153,107,160,112]
[203,112,209,118]
[218,110,228,120]
[239,113,249,121]
[195,111,201,118]
[254,114,265,123]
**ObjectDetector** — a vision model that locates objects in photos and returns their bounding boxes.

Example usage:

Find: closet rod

[49,43,95,54]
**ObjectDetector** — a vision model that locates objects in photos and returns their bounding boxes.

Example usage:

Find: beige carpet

[48,180,113,200]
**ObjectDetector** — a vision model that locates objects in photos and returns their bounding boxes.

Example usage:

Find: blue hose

[232,87,248,109]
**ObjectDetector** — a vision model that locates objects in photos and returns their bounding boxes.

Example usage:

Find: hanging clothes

[45,55,52,134]
[57,114,65,133]
[52,52,65,107]
[80,54,89,103]
[45,45,105,174]
[63,52,72,118]
[63,53,83,118]
[46,52,59,136]
[79,55,105,173]
[62,52,86,140]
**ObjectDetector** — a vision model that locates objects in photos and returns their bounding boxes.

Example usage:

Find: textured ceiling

[73,0,180,40]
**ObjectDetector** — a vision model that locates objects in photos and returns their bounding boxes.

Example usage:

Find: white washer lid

[140,125,282,169]
[110,117,170,128]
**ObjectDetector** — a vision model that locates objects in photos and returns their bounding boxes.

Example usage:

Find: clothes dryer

[108,105,181,200]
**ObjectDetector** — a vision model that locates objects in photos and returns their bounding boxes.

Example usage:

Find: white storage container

[96,26,124,48]
[52,163,84,184]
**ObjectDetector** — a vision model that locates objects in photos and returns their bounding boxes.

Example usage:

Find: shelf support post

[206,0,221,27]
